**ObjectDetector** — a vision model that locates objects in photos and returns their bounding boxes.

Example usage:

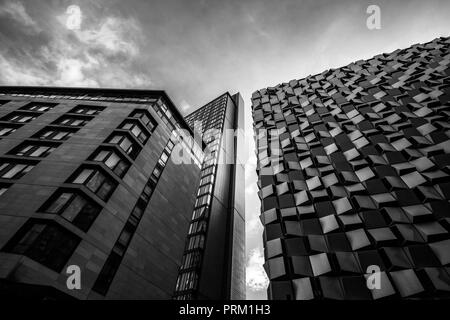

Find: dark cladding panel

[252,36,450,300]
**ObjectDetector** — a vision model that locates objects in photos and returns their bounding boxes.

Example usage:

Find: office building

[174,92,246,300]
[0,86,216,299]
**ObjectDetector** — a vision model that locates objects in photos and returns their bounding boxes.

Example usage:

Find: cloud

[179,100,191,113]
[0,2,152,89]
[54,58,99,87]
[246,248,269,292]
[0,0,39,31]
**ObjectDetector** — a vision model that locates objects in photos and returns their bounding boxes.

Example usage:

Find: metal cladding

[251,37,450,300]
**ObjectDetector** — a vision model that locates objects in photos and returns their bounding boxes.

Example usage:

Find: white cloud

[246,248,269,292]
[74,16,140,57]
[0,5,152,89]
[55,58,99,87]
[0,54,49,85]
[179,100,191,113]
[0,0,39,31]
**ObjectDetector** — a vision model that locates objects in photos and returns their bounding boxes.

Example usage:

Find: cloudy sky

[1,0,449,299]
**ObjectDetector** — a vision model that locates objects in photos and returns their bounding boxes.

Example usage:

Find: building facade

[0,86,206,299]
[174,92,246,300]
[252,37,450,299]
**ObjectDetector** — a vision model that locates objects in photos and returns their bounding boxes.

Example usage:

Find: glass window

[42,191,101,231]
[70,105,104,115]
[5,220,80,272]
[0,184,10,197]
[45,192,73,213]
[71,168,117,201]
[0,162,34,179]
[130,109,156,131]
[120,121,148,144]
[20,102,55,112]
[0,125,17,137]
[54,116,90,127]
[159,151,169,165]
[106,134,141,159]
[92,252,122,295]
[2,112,38,123]
[36,128,76,141]
[12,142,57,158]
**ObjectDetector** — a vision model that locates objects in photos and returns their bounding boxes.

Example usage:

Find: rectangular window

[20,102,56,112]
[53,116,91,127]
[195,194,211,208]
[92,252,122,295]
[41,190,102,232]
[106,134,141,159]
[69,105,105,115]
[159,151,169,166]
[1,111,38,123]
[0,183,10,197]
[91,148,130,178]
[197,184,212,197]
[70,167,118,201]
[120,121,149,144]
[10,142,59,158]
[199,174,214,187]
[34,127,77,141]
[129,109,157,132]
[181,251,202,270]
[0,161,35,179]
[0,125,18,137]
[3,219,80,272]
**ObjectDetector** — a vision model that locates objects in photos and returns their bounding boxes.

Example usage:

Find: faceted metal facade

[251,37,450,300]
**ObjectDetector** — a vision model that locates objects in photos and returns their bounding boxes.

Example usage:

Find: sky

[0,0,449,300]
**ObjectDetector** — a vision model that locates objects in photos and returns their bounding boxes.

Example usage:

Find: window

[181,251,202,270]
[69,105,104,115]
[197,183,213,197]
[114,222,135,256]
[199,174,214,187]
[20,102,56,112]
[91,148,130,178]
[3,219,80,272]
[70,167,117,201]
[158,150,170,167]
[130,109,156,131]
[175,270,199,292]
[41,190,102,231]
[92,252,122,295]
[53,115,91,127]
[34,127,77,141]
[0,161,35,179]
[0,100,10,106]
[0,125,18,137]
[1,111,38,123]
[187,234,205,250]
[120,121,149,144]
[0,183,10,196]
[10,141,59,157]
[195,194,211,208]
[106,134,141,159]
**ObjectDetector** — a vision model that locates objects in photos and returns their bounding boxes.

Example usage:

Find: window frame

[40,189,102,232]
[68,166,118,201]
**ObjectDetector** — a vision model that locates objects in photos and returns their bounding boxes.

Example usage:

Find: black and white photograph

[0,0,449,313]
